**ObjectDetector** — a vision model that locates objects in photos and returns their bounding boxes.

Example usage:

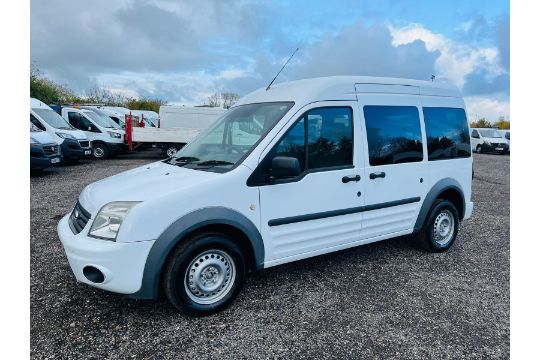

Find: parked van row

[57,76,474,315]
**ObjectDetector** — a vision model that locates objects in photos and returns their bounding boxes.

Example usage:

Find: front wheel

[163,232,245,315]
[414,199,460,252]
[476,145,482,154]
[92,143,109,159]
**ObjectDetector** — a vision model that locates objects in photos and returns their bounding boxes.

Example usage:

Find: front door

[256,102,365,266]
[356,93,428,239]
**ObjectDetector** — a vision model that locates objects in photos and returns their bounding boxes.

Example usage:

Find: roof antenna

[430,74,436,82]
[266,48,299,91]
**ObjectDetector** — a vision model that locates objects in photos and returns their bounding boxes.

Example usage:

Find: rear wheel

[163,232,245,315]
[92,143,109,159]
[414,199,459,252]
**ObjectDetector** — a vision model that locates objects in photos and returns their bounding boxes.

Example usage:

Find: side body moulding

[130,207,264,299]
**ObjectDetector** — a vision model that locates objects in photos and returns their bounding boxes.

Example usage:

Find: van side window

[68,112,92,131]
[275,118,306,171]
[471,130,480,139]
[363,106,423,166]
[30,114,46,131]
[307,107,353,169]
[423,107,471,160]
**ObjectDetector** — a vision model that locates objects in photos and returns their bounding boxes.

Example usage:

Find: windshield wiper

[165,156,200,166]
[196,160,234,167]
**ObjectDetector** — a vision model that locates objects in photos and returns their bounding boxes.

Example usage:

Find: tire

[476,145,482,154]
[163,232,245,315]
[414,199,460,252]
[163,144,180,158]
[92,143,109,159]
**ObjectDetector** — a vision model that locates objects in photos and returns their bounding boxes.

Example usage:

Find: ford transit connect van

[57,76,474,314]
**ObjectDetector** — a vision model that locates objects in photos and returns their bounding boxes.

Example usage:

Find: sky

[30,0,509,120]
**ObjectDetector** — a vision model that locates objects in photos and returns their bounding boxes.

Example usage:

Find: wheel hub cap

[433,210,455,245]
[184,249,236,305]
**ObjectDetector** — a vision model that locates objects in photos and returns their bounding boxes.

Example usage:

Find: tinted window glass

[68,112,92,131]
[30,114,46,131]
[471,129,480,138]
[423,107,471,160]
[364,106,423,166]
[307,107,353,169]
[275,118,306,171]
[505,132,510,140]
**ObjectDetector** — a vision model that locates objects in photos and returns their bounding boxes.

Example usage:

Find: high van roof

[236,76,461,106]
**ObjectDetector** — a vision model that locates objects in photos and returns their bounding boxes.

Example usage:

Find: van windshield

[166,102,294,171]
[84,111,120,129]
[479,129,502,138]
[33,108,73,130]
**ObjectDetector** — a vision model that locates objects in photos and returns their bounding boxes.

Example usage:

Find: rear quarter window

[423,107,471,160]
[364,105,423,166]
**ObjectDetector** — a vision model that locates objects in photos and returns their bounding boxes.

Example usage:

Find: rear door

[355,91,428,239]
[256,101,365,266]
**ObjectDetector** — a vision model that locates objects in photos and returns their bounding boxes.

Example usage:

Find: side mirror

[271,156,300,179]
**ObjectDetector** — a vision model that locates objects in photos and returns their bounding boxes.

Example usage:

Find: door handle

[342,175,361,183]
[369,172,386,180]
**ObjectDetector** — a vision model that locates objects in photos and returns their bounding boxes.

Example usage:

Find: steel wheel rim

[94,147,105,158]
[184,249,236,305]
[166,147,177,157]
[433,210,455,246]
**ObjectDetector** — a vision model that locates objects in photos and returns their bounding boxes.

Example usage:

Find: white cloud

[465,96,510,122]
[389,24,505,88]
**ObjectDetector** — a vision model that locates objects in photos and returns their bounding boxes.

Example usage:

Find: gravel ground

[30,151,509,359]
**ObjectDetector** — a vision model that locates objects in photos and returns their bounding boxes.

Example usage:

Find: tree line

[470,117,510,129]
[30,65,240,113]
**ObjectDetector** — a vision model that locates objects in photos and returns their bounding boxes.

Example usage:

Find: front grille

[492,143,507,148]
[69,201,91,235]
[43,144,60,157]
[79,140,90,148]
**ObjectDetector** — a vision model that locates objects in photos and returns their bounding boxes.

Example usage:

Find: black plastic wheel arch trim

[413,178,466,233]
[128,207,264,300]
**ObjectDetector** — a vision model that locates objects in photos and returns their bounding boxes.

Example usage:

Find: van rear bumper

[464,201,474,220]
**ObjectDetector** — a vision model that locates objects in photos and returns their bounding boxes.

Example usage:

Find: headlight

[30,137,39,144]
[88,202,140,240]
[107,131,122,139]
[484,141,491,146]
[56,132,75,139]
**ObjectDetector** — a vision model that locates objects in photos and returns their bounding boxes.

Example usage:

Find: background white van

[58,107,126,159]
[30,98,91,161]
[470,128,509,154]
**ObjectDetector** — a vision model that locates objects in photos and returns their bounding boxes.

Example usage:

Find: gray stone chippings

[30,151,509,359]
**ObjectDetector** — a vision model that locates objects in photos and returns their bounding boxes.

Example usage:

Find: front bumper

[61,138,92,160]
[57,214,155,294]
[481,143,508,153]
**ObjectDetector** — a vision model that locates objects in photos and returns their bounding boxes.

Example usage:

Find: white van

[30,123,63,170]
[57,76,473,314]
[497,129,510,152]
[30,98,91,161]
[470,128,509,154]
[59,107,126,159]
